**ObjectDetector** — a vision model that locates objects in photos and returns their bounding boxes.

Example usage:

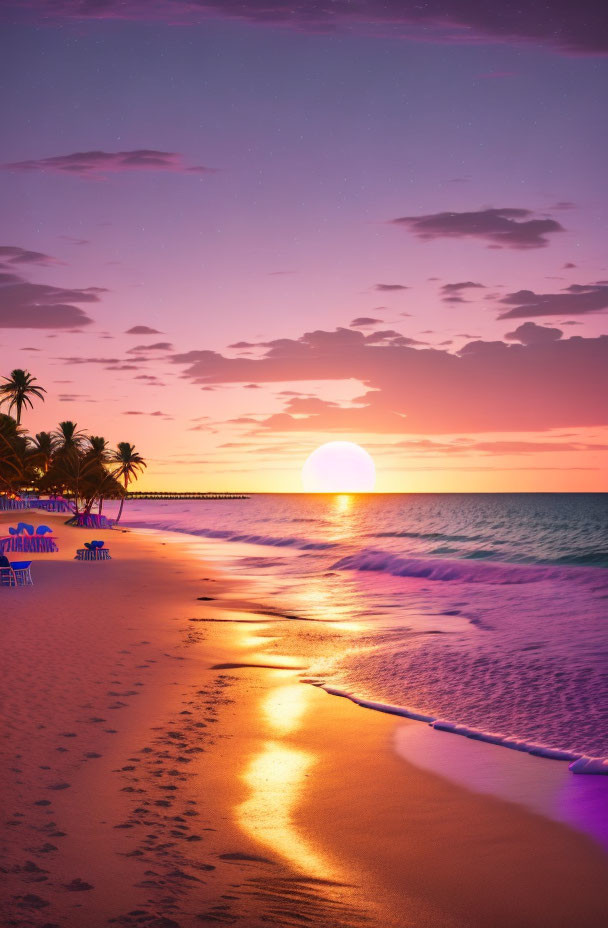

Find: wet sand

[1,511,607,927]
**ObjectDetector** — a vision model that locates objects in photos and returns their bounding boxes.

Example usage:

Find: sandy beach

[1,510,607,928]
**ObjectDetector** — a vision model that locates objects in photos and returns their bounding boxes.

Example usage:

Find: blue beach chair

[75,541,111,560]
[0,555,33,586]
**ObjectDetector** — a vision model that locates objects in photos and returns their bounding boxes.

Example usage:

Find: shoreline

[1,511,607,927]
[313,683,607,772]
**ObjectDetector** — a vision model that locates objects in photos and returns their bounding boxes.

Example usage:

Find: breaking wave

[331,549,608,586]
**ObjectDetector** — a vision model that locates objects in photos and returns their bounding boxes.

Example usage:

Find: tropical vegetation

[0,368,46,425]
[0,370,146,521]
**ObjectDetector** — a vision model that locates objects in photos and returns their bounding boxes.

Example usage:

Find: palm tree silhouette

[88,435,111,462]
[0,414,34,496]
[87,436,112,514]
[0,369,46,425]
[110,441,147,523]
[52,420,88,455]
[29,431,56,475]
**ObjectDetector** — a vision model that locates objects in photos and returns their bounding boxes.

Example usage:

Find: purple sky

[1,2,607,490]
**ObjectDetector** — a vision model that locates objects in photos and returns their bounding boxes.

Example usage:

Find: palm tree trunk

[115,496,125,524]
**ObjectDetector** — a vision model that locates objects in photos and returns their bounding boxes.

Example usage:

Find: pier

[125,492,249,500]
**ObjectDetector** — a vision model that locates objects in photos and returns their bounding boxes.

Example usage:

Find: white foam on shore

[313,684,608,775]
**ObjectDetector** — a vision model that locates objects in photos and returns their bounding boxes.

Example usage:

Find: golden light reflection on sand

[238,629,278,649]
[238,740,340,878]
[262,683,310,735]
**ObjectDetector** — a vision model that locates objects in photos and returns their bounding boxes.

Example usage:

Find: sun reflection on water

[334,493,353,514]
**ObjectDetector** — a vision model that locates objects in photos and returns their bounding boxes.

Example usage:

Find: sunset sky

[1,1,607,491]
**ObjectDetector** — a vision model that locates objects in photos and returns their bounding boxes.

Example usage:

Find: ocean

[122,492,608,766]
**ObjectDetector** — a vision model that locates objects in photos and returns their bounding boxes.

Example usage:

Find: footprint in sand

[64,878,94,891]
[14,893,49,910]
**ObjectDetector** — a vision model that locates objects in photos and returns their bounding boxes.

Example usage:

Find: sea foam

[314,685,608,774]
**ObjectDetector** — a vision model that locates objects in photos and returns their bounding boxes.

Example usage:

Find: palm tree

[52,420,88,456]
[29,431,56,475]
[0,414,35,497]
[110,441,146,523]
[40,448,124,520]
[0,369,46,425]
[87,436,111,514]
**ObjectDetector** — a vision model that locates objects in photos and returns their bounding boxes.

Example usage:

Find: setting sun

[301,441,376,492]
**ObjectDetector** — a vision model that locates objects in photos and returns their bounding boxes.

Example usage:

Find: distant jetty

[126,491,249,500]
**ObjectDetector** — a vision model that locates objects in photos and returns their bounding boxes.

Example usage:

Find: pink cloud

[3,150,212,178]
[0,275,102,329]
[0,245,61,267]
[350,317,384,328]
[7,2,608,54]
[393,207,564,249]
[125,325,163,335]
[126,341,173,353]
[505,322,563,345]
[498,283,608,319]
[172,326,608,434]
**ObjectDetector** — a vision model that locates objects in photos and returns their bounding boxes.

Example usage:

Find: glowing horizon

[1,6,606,492]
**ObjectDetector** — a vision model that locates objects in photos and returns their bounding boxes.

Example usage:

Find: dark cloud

[0,273,23,286]
[171,326,608,434]
[374,283,409,291]
[563,262,577,269]
[350,317,384,328]
[125,325,163,335]
[0,273,101,329]
[497,283,608,319]
[126,341,173,353]
[363,329,422,346]
[393,207,564,249]
[6,2,608,54]
[441,281,485,293]
[505,322,563,345]
[3,150,212,178]
[0,245,59,266]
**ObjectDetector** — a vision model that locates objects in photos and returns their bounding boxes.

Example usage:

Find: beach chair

[0,565,17,586]
[75,541,111,560]
[30,525,57,553]
[9,561,33,586]
[0,534,58,554]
